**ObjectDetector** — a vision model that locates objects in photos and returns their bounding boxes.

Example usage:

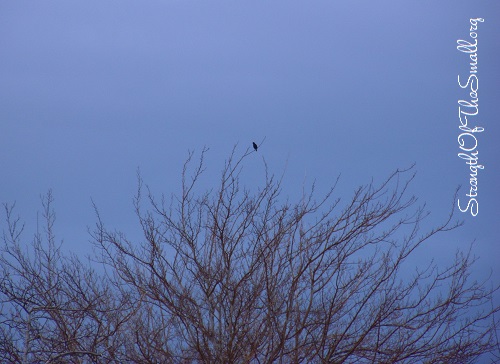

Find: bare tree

[92,147,499,363]
[1,147,498,363]
[0,191,136,364]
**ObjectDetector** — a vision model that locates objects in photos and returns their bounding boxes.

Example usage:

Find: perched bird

[253,142,258,151]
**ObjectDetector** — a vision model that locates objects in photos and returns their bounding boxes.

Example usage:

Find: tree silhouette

[1,148,498,363]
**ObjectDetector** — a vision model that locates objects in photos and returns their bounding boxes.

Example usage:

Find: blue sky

[1,1,499,288]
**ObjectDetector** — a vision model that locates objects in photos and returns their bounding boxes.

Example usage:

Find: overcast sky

[1,1,499,288]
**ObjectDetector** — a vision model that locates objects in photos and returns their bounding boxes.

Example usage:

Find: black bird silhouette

[252,142,258,151]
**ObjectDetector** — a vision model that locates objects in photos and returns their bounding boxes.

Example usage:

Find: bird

[252,142,258,151]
